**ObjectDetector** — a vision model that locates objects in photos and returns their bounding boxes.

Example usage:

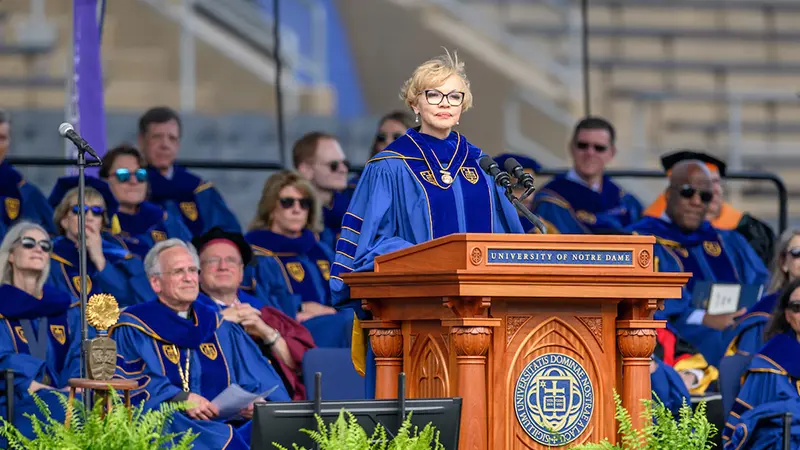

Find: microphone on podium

[478,155,547,234]
[58,123,103,163]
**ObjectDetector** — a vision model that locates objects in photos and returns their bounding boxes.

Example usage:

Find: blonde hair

[249,170,322,233]
[768,228,800,293]
[53,187,108,235]
[0,221,51,295]
[400,49,473,112]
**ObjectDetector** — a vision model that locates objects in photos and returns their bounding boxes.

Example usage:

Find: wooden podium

[342,234,690,450]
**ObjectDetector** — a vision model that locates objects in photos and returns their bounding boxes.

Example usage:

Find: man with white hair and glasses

[110,238,289,450]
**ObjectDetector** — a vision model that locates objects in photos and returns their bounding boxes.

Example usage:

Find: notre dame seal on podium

[514,353,594,446]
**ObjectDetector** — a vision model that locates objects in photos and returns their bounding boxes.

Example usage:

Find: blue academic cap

[494,153,542,173]
[48,175,120,217]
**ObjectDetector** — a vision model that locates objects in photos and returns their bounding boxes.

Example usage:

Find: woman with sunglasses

[245,170,353,348]
[99,145,192,258]
[46,183,155,308]
[724,229,800,362]
[0,221,81,440]
[723,278,800,449]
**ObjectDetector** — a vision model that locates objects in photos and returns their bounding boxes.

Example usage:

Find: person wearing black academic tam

[643,150,775,266]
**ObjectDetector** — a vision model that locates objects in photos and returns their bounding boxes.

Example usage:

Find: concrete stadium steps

[0,0,331,114]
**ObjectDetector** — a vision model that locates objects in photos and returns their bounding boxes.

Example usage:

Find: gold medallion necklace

[176,349,191,392]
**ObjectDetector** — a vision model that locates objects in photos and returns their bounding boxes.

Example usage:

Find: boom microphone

[58,123,102,163]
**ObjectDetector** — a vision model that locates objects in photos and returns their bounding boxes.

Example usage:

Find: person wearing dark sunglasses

[0,110,57,236]
[0,221,82,439]
[724,228,800,365]
[47,184,155,308]
[100,145,192,258]
[723,278,800,449]
[293,131,352,250]
[644,150,775,267]
[246,170,354,349]
[627,159,769,370]
[137,106,241,237]
[531,116,644,234]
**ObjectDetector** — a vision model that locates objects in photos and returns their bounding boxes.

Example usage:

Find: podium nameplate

[487,249,633,266]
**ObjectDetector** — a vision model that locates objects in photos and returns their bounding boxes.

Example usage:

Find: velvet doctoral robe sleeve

[530,193,589,234]
[719,229,770,287]
[195,183,242,234]
[218,321,290,401]
[112,325,183,409]
[329,162,418,306]
[650,356,691,416]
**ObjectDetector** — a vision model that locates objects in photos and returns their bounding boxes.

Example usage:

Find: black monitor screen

[251,398,461,449]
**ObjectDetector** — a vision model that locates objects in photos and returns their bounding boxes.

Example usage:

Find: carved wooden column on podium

[442,317,501,450]
[362,320,403,399]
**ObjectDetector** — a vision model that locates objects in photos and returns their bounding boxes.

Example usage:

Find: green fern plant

[272,409,444,450]
[0,390,198,449]
[569,391,717,450]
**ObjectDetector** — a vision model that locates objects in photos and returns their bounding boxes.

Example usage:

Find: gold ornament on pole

[85,294,120,381]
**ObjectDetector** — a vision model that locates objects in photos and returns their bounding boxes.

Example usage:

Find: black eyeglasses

[16,236,52,253]
[279,197,312,210]
[323,160,350,172]
[574,141,609,153]
[676,185,713,204]
[787,302,800,313]
[71,205,106,216]
[787,248,800,259]
[113,168,148,183]
[376,132,404,144]
[423,89,465,106]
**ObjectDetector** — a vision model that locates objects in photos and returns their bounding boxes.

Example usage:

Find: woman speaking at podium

[329,50,523,397]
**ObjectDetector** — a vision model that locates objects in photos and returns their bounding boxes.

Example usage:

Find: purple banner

[71,0,106,172]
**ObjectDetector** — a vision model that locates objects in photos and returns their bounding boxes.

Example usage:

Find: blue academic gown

[627,217,769,367]
[245,229,353,348]
[47,234,155,308]
[723,292,778,358]
[111,297,290,450]
[532,173,643,234]
[723,332,800,449]
[329,129,523,398]
[146,165,241,237]
[651,356,691,416]
[115,200,193,258]
[0,285,81,441]
[321,190,351,251]
[0,160,56,236]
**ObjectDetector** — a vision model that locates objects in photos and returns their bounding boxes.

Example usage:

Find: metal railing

[6,157,787,233]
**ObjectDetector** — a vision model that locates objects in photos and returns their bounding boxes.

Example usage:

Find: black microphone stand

[504,186,547,234]
[71,140,102,410]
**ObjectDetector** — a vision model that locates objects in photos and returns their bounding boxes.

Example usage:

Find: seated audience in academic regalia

[99,145,192,258]
[627,159,768,367]
[247,171,354,348]
[495,153,542,233]
[724,228,800,359]
[46,182,154,308]
[0,111,56,236]
[644,150,776,266]
[193,227,316,400]
[293,132,352,250]
[110,239,290,450]
[0,222,81,440]
[650,355,692,416]
[344,111,415,200]
[137,107,241,236]
[723,279,800,449]
[531,116,643,234]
